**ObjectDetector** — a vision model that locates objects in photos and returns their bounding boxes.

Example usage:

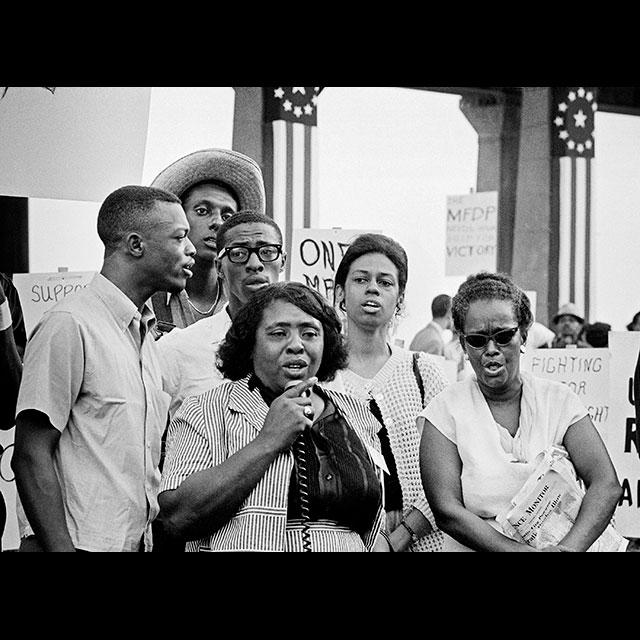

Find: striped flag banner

[263,87,322,278]
[551,87,597,321]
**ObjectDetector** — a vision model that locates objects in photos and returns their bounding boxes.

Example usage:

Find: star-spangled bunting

[265,87,323,126]
[551,86,597,158]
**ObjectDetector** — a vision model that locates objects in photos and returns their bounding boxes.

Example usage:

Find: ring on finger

[303,405,314,419]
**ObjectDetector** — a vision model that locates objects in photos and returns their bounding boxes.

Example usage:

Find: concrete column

[459,92,521,274]
[511,87,555,326]
[231,87,265,166]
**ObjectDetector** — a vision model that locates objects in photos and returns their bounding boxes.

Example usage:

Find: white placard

[13,271,96,336]
[607,332,640,537]
[521,347,611,439]
[445,191,498,276]
[0,87,151,202]
[288,228,377,303]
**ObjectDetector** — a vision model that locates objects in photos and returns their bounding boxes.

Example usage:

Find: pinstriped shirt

[159,375,384,552]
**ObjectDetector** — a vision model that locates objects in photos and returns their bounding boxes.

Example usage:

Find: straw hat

[150,148,265,214]
[552,302,584,324]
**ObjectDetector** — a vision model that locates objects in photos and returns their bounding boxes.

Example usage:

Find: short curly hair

[217,281,348,382]
[333,233,408,310]
[452,271,533,340]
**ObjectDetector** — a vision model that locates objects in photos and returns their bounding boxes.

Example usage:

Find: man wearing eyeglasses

[156,211,286,422]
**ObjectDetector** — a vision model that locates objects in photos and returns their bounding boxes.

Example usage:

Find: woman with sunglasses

[418,271,622,552]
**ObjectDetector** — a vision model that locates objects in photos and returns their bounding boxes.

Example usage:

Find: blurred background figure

[627,311,640,331]
[551,302,590,348]
[582,321,612,348]
[409,293,453,356]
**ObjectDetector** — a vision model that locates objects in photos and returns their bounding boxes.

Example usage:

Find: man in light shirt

[12,186,195,552]
[157,211,286,421]
[410,294,453,356]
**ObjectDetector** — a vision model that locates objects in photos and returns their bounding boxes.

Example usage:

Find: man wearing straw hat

[149,148,266,336]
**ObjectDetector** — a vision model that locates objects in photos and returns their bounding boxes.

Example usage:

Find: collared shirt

[15,273,169,552]
[409,321,446,356]
[156,305,232,420]
[150,290,226,337]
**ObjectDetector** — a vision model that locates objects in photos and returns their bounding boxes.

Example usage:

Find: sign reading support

[607,332,640,537]
[445,191,498,276]
[288,229,376,303]
[13,271,96,336]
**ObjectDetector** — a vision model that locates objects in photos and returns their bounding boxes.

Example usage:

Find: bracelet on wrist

[399,519,419,544]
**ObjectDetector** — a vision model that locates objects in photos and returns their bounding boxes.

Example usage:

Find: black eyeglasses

[463,326,520,349]
[217,244,282,264]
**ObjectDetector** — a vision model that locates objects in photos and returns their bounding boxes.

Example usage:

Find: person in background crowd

[551,302,590,348]
[0,274,26,551]
[332,233,449,552]
[582,322,612,348]
[12,186,195,552]
[409,293,453,356]
[149,148,265,336]
[157,282,387,552]
[419,271,622,552]
[626,311,640,331]
[443,328,474,381]
[156,211,286,423]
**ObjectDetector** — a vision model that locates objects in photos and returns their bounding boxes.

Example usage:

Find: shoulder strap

[412,352,426,407]
[150,291,176,337]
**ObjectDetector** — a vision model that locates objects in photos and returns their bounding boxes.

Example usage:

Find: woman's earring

[520,344,526,355]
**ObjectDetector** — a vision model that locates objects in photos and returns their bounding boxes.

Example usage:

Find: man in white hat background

[551,302,590,348]
[149,148,266,336]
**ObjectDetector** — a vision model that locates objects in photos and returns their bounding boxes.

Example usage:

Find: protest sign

[521,347,610,439]
[13,271,96,335]
[288,228,377,303]
[607,332,640,537]
[0,87,151,202]
[0,428,18,550]
[445,191,498,276]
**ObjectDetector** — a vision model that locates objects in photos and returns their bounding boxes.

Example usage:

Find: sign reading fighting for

[13,271,96,335]
[288,229,375,303]
[445,191,498,276]
[521,347,610,438]
[607,332,640,537]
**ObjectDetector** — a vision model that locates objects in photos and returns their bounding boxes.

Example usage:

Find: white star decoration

[573,109,587,128]
[554,87,596,155]
[271,87,321,122]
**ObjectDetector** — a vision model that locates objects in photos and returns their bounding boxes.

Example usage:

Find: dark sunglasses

[217,244,282,264]
[463,326,520,349]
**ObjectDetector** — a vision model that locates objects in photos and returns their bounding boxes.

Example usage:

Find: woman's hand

[258,377,318,451]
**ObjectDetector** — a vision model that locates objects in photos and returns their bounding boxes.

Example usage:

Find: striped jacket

[159,375,385,552]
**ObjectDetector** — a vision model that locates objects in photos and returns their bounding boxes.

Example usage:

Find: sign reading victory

[445,191,498,276]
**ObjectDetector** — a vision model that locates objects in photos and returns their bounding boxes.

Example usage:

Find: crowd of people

[0,146,636,552]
